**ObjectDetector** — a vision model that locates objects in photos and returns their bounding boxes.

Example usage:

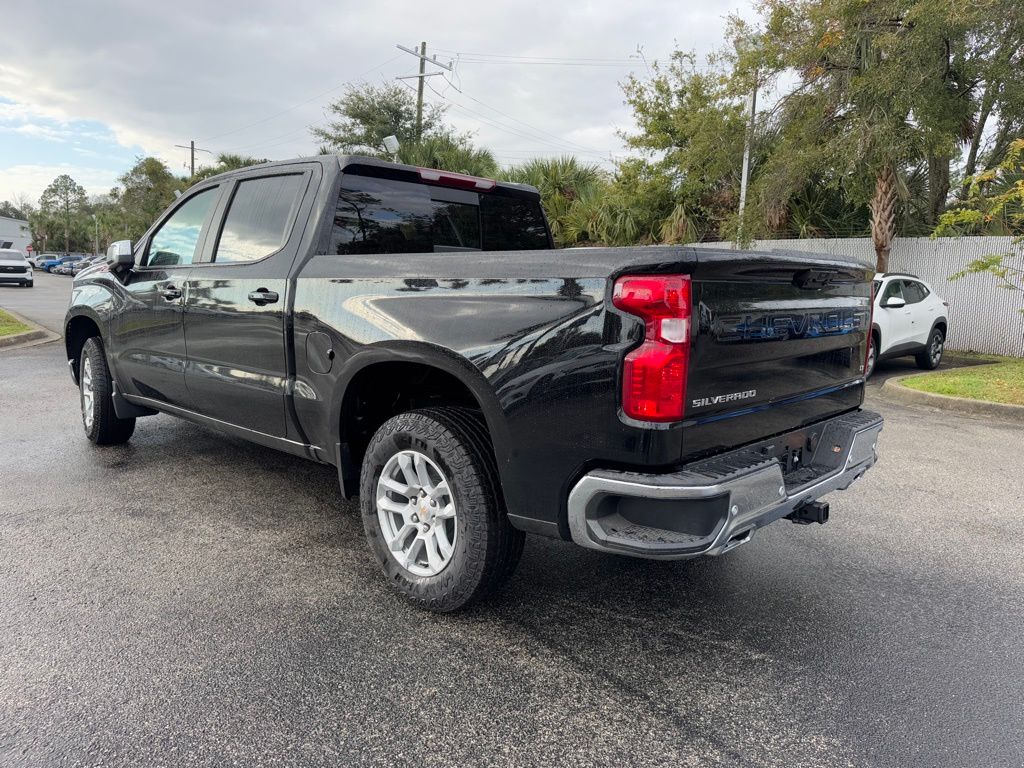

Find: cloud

[0,0,753,194]
[0,164,119,203]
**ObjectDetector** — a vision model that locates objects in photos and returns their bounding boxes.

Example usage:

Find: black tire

[79,336,135,445]
[25,281,33,288]
[360,407,524,612]
[865,333,878,379]
[915,327,945,370]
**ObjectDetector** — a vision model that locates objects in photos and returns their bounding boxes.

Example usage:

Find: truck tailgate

[682,248,873,460]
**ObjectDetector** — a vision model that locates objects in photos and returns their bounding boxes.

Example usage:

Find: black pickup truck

[65,155,883,611]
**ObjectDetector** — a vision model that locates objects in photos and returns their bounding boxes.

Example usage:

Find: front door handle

[160,285,182,301]
[248,288,279,306]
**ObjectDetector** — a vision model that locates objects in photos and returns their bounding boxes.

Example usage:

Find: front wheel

[360,407,524,612]
[80,336,135,445]
[916,328,944,370]
[864,337,878,379]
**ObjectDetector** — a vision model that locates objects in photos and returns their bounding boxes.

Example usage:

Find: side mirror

[106,240,134,269]
[883,296,906,309]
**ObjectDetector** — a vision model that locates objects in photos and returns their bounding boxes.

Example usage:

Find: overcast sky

[0,0,753,205]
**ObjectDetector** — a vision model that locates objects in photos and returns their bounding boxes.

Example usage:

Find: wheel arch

[64,309,105,385]
[330,342,510,498]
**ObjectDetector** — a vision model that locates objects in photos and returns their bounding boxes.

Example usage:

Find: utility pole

[174,141,213,178]
[737,77,758,245]
[396,43,452,142]
[416,42,426,140]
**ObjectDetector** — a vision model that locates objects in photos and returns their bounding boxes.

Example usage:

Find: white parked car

[866,273,948,377]
[0,248,33,288]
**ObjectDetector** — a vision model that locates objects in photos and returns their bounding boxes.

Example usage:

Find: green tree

[734,0,1001,270]
[0,200,29,220]
[503,156,606,246]
[617,51,749,244]
[111,157,182,241]
[400,135,499,178]
[39,174,87,253]
[311,82,494,175]
[935,137,1024,296]
[191,153,268,182]
[958,1,1024,196]
[312,83,447,156]
[26,209,57,252]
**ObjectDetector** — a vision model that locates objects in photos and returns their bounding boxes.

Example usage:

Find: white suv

[867,273,948,378]
[0,248,33,288]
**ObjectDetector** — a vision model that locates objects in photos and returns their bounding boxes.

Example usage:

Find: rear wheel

[360,407,524,612]
[864,334,878,379]
[916,328,944,370]
[80,336,135,445]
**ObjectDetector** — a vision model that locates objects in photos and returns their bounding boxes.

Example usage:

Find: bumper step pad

[568,409,883,559]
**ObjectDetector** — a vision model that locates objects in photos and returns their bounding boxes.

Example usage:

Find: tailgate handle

[793,269,837,289]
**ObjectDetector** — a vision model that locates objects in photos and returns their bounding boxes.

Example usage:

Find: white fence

[692,236,1024,357]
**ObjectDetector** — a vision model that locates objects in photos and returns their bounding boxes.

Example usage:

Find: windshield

[0,251,24,261]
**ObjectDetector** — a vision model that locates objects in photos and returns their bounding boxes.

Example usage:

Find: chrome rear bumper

[567,410,883,560]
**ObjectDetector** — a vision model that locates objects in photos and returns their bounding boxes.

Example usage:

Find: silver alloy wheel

[81,357,94,430]
[376,450,457,577]
[930,333,944,366]
[866,343,876,377]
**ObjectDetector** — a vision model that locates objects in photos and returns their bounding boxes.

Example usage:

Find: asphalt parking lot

[0,271,70,334]
[1,275,1022,767]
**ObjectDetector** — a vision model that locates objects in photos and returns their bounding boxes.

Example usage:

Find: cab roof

[198,154,540,198]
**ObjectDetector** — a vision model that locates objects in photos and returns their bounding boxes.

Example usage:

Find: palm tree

[400,136,499,178]
[503,157,606,246]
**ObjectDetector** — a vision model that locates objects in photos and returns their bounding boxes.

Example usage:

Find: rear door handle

[248,288,279,306]
[160,285,182,301]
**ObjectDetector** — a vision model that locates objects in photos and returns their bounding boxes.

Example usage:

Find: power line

[199,53,403,142]
[174,140,212,176]
[220,126,312,155]
[396,42,452,141]
[456,59,643,68]
[421,80,617,160]
[418,80,580,154]
[432,48,641,64]
[443,77,608,155]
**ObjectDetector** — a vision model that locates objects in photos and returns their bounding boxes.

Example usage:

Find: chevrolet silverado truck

[65,155,883,611]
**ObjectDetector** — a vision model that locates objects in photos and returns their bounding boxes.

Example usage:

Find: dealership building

[0,216,31,252]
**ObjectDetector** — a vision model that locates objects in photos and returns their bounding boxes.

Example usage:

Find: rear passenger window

[214,175,304,263]
[333,176,432,254]
[903,281,927,304]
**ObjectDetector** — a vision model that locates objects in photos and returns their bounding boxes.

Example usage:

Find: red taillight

[417,168,496,191]
[612,274,692,422]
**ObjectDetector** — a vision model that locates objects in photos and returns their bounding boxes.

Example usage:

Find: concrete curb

[0,308,60,351]
[880,373,1024,423]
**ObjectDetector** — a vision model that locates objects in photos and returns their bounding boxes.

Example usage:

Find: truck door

[182,169,312,438]
[109,185,221,409]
